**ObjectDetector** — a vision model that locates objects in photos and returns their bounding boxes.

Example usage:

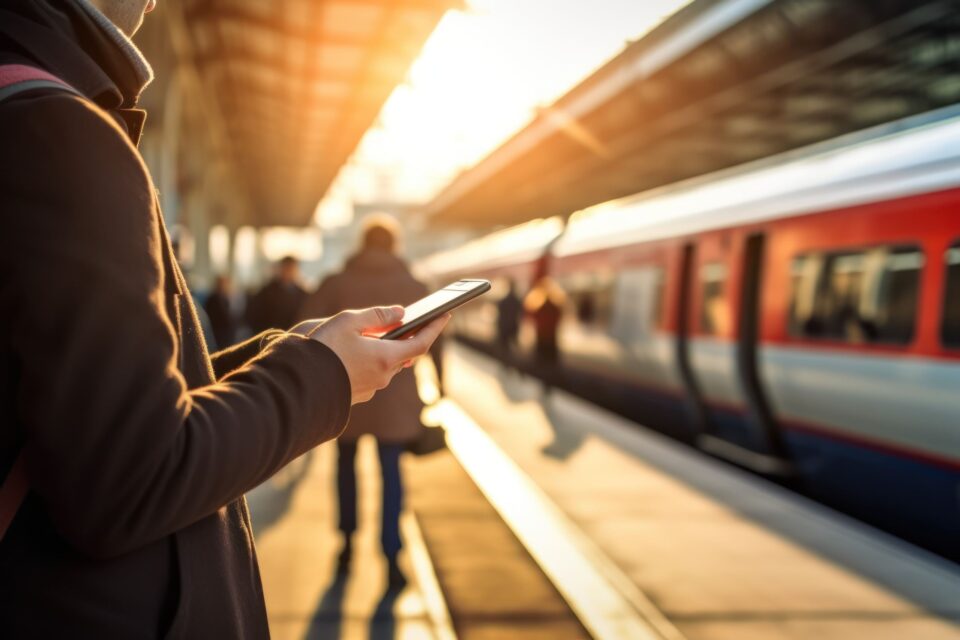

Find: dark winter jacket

[300,249,429,444]
[0,2,350,637]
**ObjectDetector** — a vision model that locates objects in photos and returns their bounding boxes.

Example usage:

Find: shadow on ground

[302,572,404,640]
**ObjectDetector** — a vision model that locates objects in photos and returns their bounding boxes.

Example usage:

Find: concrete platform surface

[406,447,590,640]
[247,440,440,640]
[442,344,960,640]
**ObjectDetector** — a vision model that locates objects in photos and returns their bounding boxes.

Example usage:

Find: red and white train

[418,111,960,557]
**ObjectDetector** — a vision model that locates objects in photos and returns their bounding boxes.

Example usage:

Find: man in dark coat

[204,274,239,350]
[0,1,447,637]
[496,278,523,360]
[300,217,443,586]
[246,256,309,335]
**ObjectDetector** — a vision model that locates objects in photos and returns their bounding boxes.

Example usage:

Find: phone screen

[401,287,467,326]
[380,280,490,340]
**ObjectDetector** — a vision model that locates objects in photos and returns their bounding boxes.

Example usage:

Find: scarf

[72,0,153,99]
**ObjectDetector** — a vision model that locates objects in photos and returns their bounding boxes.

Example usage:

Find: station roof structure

[422,0,960,228]
[169,0,457,228]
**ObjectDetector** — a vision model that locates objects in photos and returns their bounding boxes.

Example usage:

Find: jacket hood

[0,0,152,137]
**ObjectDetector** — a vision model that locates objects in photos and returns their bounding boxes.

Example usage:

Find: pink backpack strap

[0,64,78,541]
[0,63,80,102]
[0,453,27,540]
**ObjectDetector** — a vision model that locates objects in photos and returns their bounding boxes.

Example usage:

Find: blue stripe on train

[699,402,960,558]
[782,427,960,556]
[583,372,960,559]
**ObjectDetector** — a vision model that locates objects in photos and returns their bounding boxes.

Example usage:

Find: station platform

[247,343,960,640]
[246,443,444,639]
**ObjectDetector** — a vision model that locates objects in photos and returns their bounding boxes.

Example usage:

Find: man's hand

[305,306,449,404]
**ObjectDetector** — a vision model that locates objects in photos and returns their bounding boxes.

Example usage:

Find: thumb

[391,313,450,360]
[347,305,404,332]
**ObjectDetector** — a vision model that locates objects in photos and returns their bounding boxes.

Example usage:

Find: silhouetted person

[524,277,565,390]
[204,275,239,350]
[300,216,442,586]
[246,255,307,333]
[496,279,523,363]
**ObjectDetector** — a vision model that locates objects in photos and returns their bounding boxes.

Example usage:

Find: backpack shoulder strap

[0,453,27,541]
[0,63,81,103]
[0,63,78,541]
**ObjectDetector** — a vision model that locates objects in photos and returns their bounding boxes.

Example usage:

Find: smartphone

[380,279,491,340]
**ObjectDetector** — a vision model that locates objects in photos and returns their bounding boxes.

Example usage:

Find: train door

[683,233,791,474]
[674,242,711,443]
[733,233,792,474]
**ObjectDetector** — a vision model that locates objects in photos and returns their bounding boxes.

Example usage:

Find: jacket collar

[0,0,151,143]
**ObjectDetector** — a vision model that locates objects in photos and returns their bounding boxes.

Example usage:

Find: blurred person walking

[246,255,308,334]
[300,216,442,586]
[204,274,240,350]
[524,277,565,390]
[0,1,446,637]
[496,278,523,364]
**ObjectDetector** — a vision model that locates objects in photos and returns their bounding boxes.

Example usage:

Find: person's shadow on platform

[302,571,347,640]
[539,397,585,461]
[368,587,402,640]
[486,353,586,461]
[495,364,539,405]
[303,573,403,640]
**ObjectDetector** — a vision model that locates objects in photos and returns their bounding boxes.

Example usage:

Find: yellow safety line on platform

[422,387,686,640]
[401,512,458,640]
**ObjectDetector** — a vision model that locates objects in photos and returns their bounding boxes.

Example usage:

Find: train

[417,108,960,558]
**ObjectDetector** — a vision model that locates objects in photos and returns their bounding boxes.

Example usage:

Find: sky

[314,0,693,228]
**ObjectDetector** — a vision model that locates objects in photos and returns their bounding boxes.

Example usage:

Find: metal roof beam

[423,0,957,225]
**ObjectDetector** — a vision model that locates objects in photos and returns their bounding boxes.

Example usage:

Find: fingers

[388,314,450,361]
[345,306,404,332]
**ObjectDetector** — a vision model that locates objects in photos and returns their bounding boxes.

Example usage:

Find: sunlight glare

[315,0,694,227]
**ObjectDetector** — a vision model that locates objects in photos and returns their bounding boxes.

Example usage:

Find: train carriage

[420,110,960,557]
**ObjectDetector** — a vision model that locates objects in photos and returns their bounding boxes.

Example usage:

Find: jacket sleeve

[0,95,351,558]
[208,329,284,380]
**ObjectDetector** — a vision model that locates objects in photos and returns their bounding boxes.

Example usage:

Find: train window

[789,245,923,345]
[943,242,960,348]
[564,273,614,330]
[610,266,664,343]
[877,250,924,343]
[699,262,728,335]
[788,254,824,336]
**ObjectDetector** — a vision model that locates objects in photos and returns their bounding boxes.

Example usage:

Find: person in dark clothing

[299,216,443,587]
[204,274,239,350]
[0,2,447,638]
[246,255,308,335]
[524,277,565,391]
[496,278,523,363]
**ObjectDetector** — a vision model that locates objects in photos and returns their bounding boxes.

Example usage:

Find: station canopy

[423,0,960,228]
[177,0,456,228]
